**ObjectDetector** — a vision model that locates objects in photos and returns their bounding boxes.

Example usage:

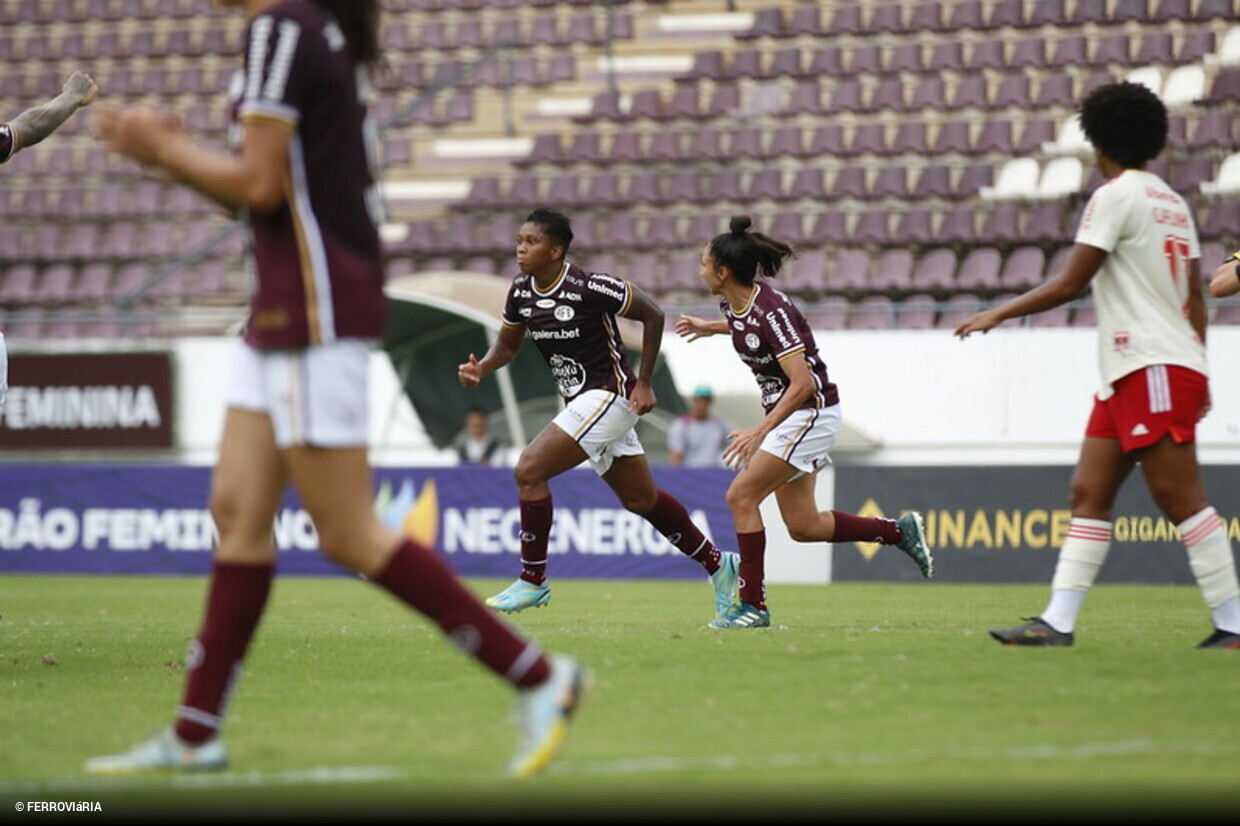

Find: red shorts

[1085,365,1207,453]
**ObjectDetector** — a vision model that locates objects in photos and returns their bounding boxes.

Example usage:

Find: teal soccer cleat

[896,512,934,579]
[710,552,740,618]
[485,578,551,613]
[510,654,590,778]
[84,728,228,775]
[708,601,771,629]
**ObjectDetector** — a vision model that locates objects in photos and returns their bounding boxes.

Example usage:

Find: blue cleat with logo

[510,654,590,777]
[896,512,934,579]
[486,578,551,613]
[710,551,740,618]
[708,601,771,629]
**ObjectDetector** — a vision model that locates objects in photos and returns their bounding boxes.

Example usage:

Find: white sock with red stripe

[1042,518,1113,633]
[1179,507,1240,634]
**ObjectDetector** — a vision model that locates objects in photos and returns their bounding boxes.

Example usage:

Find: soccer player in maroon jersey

[458,208,742,618]
[87,0,585,776]
[958,83,1240,649]
[676,216,934,629]
[1,70,99,414]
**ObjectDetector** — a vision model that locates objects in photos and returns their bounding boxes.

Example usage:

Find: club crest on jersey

[745,333,761,350]
[554,305,575,322]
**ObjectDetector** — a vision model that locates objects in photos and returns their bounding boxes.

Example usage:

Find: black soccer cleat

[1196,628,1240,650]
[989,617,1074,647]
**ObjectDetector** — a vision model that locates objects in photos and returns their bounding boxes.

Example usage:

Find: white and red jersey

[1075,169,1207,399]
[0,124,15,163]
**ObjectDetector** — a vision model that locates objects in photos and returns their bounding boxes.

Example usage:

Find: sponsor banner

[0,353,174,449]
[0,464,735,579]
[832,466,1240,584]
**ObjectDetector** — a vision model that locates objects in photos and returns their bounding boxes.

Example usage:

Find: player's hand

[66,71,99,107]
[457,353,483,388]
[674,314,712,342]
[629,380,656,415]
[94,103,183,167]
[954,308,1005,340]
[721,427,762,472]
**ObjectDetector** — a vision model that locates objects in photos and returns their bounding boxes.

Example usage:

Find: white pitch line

[4,739,1238,792]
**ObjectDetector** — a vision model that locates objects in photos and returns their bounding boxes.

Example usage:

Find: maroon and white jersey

[722,282,839,414]
[0,124,14,163]
[231,0,385,349]
[502,261,638,401]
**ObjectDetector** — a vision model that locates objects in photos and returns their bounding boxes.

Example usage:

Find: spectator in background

[667,385,729,468]
[455,406,507,466]
[1,71,99,415]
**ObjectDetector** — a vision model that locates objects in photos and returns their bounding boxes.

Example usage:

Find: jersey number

[1163,235,1191,286]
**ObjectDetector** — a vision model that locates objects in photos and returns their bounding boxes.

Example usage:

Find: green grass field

[1,575,1237,821]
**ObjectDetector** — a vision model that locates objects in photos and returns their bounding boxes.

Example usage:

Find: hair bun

[729,215,752,235]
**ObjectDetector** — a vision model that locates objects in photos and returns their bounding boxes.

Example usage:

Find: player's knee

[725,484,759,516]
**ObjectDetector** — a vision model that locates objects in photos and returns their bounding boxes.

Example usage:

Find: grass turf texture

[1,575,1237,821]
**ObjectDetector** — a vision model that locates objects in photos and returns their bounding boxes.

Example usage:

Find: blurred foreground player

[87,0,587,777]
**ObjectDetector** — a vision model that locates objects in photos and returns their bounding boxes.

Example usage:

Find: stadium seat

[895,294,938,329]
[786,5,823,37]
[585,172,623,207]
[894,208,936,246]
[1070,0,1109,23]
[850,210,892,245]
[1008,38,1046,70]
[767,126,806,158]
[829,248,873,293]
[1024,202,1068,244]
[1135,32,1175,66]
[807,211,850,245]
[848,43,883,75]
[1170,156,1216,194]
[911,166,954,200]
[947,74,990,110]
[1037,156,1084,199]
[948,0,985,30]
[931,120,972,154]
[604,129,642,163]
[825,4,864,36]
[787,168,826,201]
[782,248,827,293]
[907,75,948,112]
[988,0,1025,27]
[767,212,808,246]
[825,78,864,114]
[870,166,909,199]
[887,42,924,74]
[1200,153,1240,197]
[746,168,784,202]
[623,169,660,205]
[1201,68,1240,105]
[805,296,850,330]
[1049,34,1089,67]
[805,46,843,76]
[935,294,986,329]
[936,205,978,243]
[829,167,869,199]
[1178,30,1216,64]
[955,248,1003,292]
[846,123,887,157]
[0,264,38,306]
[980,158,1040,200]
[870,249,915,292]
[849,295,895,329]
[1000,246,1046,291]
[1162,65,1206,108]
[1095,34,1135,68]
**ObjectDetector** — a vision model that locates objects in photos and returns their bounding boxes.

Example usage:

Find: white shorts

[226,339,371,449]
[758,404,842,480]
[551,388,644,475]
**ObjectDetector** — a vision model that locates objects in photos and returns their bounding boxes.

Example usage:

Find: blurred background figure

[667,385,729,468]
[455,406,507,467]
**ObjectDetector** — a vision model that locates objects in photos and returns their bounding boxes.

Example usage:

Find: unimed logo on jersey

[375,477,714,558]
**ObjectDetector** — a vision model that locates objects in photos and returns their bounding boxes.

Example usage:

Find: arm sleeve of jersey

[0,124,14,164]
[1073,184,1123,253]
[501,282,524,327]
[584,272,631,316]
[237,11,314,129]
[763,307,807,360]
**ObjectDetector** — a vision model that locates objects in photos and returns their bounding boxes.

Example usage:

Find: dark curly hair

[524,207,573,255]
[707,215,796,287]
[1078,81,1167,169]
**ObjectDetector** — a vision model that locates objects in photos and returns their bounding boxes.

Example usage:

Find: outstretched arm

[674,314,729,341]
[95,104,289,214]
[1209,253,1240,299]
[955,243,1105,339]
[7,71,97,154]
[458,323,525,388]
[619,282,664,414]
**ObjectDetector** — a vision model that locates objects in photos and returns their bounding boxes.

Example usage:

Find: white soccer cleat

[509,654,589,778]
[84,727,228,775]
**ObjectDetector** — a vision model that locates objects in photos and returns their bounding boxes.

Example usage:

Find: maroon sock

[736,530,767,609]
[175,560,274,745]
[829,510,903,544]
[519,495,553,585]
[642,489,721,573]
[373,538,550,689]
